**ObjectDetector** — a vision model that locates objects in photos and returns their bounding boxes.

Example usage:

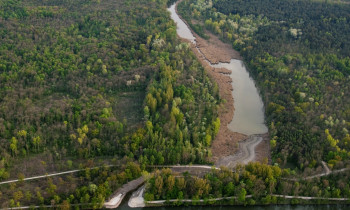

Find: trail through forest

[0,165,116,186]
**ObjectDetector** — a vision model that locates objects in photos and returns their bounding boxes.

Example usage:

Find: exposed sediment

[215,135,263,168]
[192,47,247,162]
[254,133,271,163]
[195,31,242,63]
[174,1,269,165]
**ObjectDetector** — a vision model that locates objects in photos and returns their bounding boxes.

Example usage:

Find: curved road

[215,135,263,168]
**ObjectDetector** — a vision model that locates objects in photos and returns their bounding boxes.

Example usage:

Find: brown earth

[254,133,271,164]
[192,49,247,162]
[195,32,242,64]
[175,1,268,164]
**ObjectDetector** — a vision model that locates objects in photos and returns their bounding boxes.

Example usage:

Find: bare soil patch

[254,133,271,164]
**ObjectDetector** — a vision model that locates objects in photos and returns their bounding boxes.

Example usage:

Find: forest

[0,0,220,207]
[2,0,350,207]
[145,162,350,205]
[150,0,350,204]
[178,0,350,170]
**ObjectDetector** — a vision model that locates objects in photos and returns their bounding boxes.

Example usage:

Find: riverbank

[174,1,267,164]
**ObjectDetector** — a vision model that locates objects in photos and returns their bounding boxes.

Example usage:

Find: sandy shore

[104,193,124,208]
[128,185,146,208]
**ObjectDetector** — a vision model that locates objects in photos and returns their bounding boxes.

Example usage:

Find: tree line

[0,0,220,207]
[178,0,350,170]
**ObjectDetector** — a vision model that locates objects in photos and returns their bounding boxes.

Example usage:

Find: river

[168,3,267,136]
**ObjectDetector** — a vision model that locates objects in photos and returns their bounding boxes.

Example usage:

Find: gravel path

[132,192,349,208]
[321,161,331,175]
[292,167,350,181]
[0,165,116,185]
[215,135,263,168]
[284,161,350,181]
[272,194,349,201]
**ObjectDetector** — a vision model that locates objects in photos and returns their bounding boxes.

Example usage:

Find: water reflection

[212,60,268,135]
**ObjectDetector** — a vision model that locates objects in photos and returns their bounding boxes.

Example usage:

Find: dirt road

[215,135,263,168]
[0,165,117,185]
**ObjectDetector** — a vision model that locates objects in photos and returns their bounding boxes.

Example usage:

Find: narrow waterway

[168,3,267,136]
[168,3,196,43]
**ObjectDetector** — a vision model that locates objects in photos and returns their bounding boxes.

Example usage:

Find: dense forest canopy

[213,0,350,55]
[0,0,220,207]
[1,0,350,207]
[141,0,350,205]
[178,0,350,169]
[144,162,350,205]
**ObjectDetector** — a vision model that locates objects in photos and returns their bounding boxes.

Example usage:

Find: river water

[212,60,267,135]
[168,3,196,43]
[168,3,267,136]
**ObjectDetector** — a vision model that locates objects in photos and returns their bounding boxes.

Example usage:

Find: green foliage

[0,0,28,19]
[178,0,350,169]
[0,0,221,207]
[145,162,350,205]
